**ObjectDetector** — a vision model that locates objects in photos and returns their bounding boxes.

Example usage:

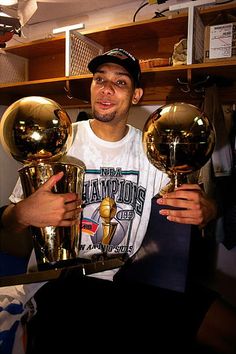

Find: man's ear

[132,88,143,105]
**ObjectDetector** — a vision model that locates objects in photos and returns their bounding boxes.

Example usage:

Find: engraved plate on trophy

[0,96,85,269]
[142,102,215,195]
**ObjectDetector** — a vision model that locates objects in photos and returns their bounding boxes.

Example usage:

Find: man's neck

[89,119,129,142]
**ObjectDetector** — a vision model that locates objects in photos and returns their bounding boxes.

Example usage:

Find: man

[0,48,216,259]
[1,48,219,353]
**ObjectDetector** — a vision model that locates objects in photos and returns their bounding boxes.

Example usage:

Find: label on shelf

[204,22,236,62]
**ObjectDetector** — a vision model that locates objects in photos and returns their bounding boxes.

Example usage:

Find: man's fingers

[175,183,202,191]
[39,171,64,191]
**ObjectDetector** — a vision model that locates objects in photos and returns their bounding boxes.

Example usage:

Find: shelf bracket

[169,0,216,64]
[53,23,85,77]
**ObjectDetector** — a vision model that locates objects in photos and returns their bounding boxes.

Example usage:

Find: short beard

[92,109,116,123]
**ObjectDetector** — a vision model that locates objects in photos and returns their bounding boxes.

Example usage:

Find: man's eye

[94,77,104,83]
[116,80,126,86]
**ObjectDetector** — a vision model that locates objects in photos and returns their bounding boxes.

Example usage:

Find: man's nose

[100,80,115,94]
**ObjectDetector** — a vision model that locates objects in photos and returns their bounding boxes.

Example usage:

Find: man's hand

[156,184,217,227]
[12,172,83,230]
[0,172,83,256]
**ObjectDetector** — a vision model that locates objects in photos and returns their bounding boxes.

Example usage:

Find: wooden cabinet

[0,2,236,108]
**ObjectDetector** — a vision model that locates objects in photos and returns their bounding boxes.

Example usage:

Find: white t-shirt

[10,120,168,281]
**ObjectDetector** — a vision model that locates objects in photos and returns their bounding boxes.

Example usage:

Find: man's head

[88,48,141,88]
[88,48,143,129]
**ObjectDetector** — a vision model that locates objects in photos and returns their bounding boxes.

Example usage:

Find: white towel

[203,84,233,177]
[0,282,45,354]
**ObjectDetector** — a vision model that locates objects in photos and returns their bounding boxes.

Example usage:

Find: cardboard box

[204,22,236,62]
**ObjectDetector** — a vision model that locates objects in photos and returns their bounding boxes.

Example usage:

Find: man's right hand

[4,172,83,231]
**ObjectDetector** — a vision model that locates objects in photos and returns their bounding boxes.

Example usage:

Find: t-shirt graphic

[80,167,145,258]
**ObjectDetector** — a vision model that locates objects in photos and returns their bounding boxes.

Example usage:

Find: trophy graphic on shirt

[99,197,118,246]
[0,96,85,269]
[143,102,215,195]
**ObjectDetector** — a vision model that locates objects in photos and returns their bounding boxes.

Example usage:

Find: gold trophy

[143,102,215,194]
[0,96,85,269]
[118,102,216,292]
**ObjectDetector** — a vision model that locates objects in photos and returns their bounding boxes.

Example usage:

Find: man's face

[90,63,136,124]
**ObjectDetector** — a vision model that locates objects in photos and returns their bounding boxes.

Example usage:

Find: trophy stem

[159,173,188,196]
[101,222,118,245]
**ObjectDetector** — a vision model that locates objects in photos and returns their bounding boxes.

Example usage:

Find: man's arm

[0,172,82,258]
[0,203,34,258]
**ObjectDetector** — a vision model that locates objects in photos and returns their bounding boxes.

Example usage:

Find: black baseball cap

[88,48,141,87]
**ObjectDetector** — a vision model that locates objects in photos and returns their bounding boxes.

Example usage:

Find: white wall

[9,1,160,44]
[0,106,21,205]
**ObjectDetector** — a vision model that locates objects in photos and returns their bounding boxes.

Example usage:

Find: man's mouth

[96,100,114,109]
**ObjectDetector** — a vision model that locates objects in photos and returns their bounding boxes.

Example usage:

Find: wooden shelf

[3,14,188,59]
[0,60,235,107]
[0,2,236,107]
[0,76,92,108]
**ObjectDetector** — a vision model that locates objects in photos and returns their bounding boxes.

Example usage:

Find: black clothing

[26,197,218,354]
[27,274,217,354]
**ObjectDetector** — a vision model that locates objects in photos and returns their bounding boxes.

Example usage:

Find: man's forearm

[0,204,33,257]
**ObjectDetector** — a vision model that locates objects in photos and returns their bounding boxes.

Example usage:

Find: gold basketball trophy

[143,102,215,194]
[118,102,216,292]
[0,96,85,270]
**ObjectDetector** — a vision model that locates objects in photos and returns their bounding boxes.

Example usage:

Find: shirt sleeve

[9,178,23,204]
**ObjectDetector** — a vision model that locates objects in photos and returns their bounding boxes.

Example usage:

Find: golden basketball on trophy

[0,96,85,269]
[142,102,215,195]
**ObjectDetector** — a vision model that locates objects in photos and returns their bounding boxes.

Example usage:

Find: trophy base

[0,254,125,287]
[36,252,127,271]
[37,257,91,271]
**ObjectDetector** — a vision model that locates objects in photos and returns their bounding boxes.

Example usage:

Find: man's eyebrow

[94,69,131,80]
[116,72,132,80]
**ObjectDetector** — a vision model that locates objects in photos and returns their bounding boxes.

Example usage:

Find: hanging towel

[0,283,45,354]
[202,84,233,177]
